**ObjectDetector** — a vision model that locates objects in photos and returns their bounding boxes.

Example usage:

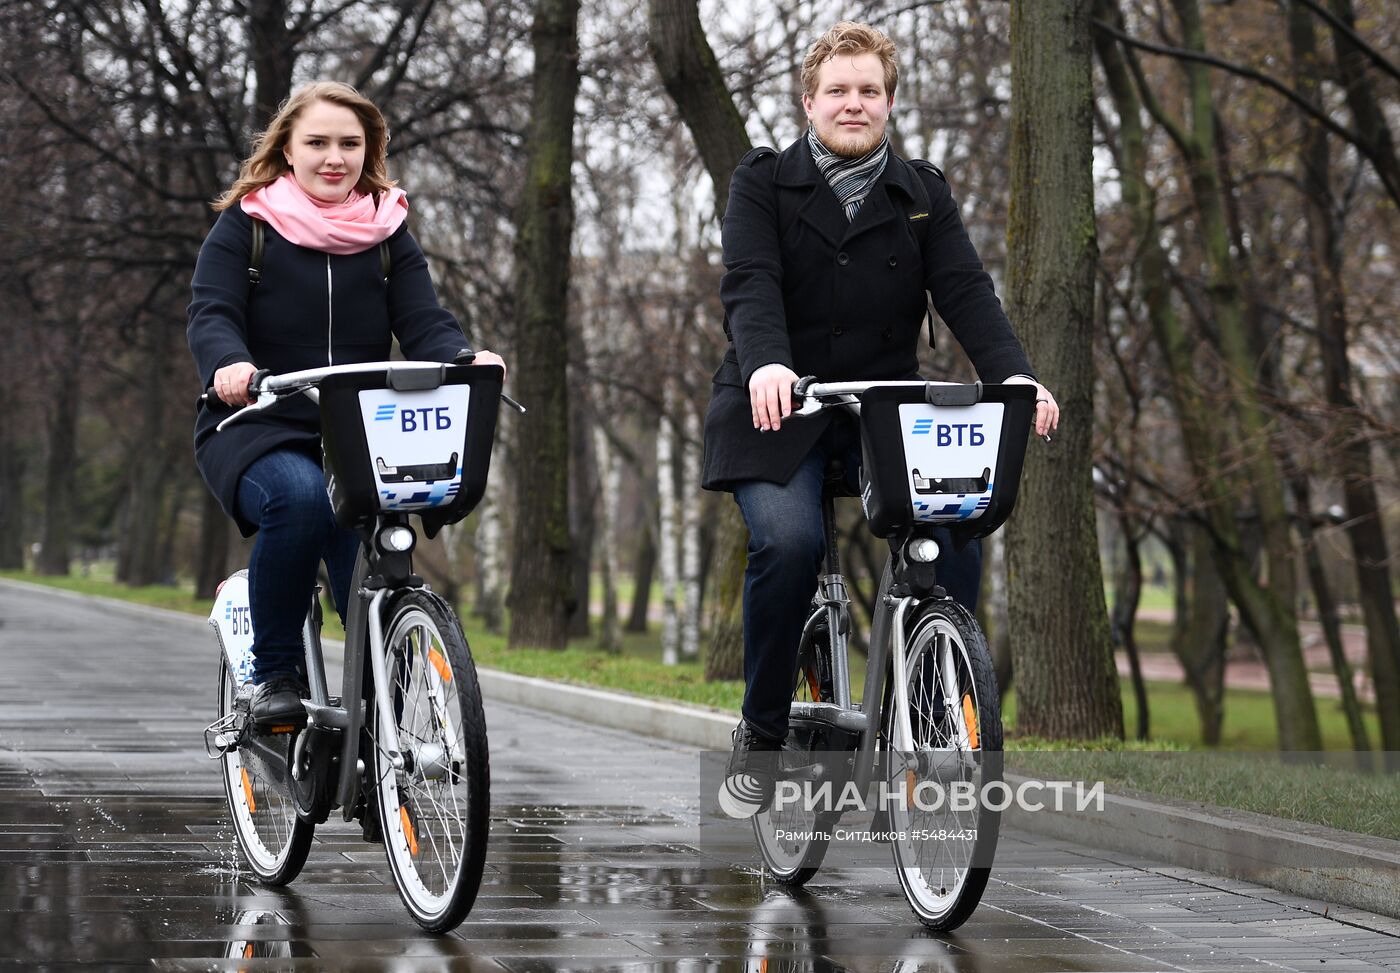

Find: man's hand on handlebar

[749,363,799,432]
[212,361,259,407]
[1003,375,1060,439]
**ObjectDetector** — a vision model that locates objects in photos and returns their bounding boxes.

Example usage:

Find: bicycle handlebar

[208,360,525,434]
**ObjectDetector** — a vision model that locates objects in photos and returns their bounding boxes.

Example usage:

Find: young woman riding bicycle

[187,80,505,727]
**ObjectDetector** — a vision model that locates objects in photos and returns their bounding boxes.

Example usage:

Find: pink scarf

[241,172,408,255]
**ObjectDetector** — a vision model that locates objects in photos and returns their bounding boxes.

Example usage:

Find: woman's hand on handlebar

[749,363,799,432]
[1004,375,1060,438]
[472,350,507,378]
[212,362,259,407]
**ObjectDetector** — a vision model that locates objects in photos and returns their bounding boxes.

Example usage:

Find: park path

[1127,608,1377,703]
[1,579,1398,970]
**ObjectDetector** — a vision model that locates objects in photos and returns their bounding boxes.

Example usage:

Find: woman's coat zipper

[326,254,334,365]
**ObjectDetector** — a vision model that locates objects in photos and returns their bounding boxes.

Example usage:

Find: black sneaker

[718,721,783,819]
[249,672,308,728]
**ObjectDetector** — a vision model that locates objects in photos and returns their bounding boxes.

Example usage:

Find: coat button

[888,255,898,267]
[882,328,893,340]
[836,252,850,266]
[833,326,844,336]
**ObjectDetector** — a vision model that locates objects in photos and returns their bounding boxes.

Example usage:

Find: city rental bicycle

[203,358,508,933]
[750,377,1034,931]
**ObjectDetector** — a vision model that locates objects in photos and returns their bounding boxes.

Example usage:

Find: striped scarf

[807,127,890,222]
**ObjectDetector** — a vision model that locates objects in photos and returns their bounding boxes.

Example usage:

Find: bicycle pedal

[203,714,240,759]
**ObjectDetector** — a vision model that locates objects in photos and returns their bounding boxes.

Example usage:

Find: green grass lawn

[5,569,1394,839]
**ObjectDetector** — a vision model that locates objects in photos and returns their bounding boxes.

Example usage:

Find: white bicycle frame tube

[365,588,405,771]
[888,594,918,754]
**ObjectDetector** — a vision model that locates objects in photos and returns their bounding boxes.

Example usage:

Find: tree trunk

[593,426,622,653]
[680,401,702,660]
[249,0,295,129]
[194,490,231,599]
[37,364,79,576]
[648,0,754,677]
[980,528,1014,698]
[1005,0,1123,740]
[473,477,506,635]
[0,376,25,570]
[567,405,596,639]
[1290,0,1400,753]
[627,520,656,634]
[1291,477,1371,751]
[1181,521,1228,746]
[1112,522,1149,741]
[506,0,580,650]
[1326,0,1400,207]
[117,321,171,586]
[657,383,680,665]
[1095,0,1321,748]
[1166,0,1320,750]
[704,503,747,681]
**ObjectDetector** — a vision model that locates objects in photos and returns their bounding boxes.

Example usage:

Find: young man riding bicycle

[701,21,1060,813]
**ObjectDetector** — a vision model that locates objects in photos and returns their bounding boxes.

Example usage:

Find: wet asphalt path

[1,579,1399,971]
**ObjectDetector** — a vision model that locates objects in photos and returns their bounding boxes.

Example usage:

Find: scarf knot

[807,128,890,221]
[241,172,408,255]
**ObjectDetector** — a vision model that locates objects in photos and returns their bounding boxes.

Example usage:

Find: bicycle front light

[906,537,940,563]
[378,525,416,554]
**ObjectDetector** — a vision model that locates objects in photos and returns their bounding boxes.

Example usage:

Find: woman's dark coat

[701,138,1033,491]
[188,205,470,534]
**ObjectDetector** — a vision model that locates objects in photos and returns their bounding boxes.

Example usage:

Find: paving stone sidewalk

[1,580,1398,971]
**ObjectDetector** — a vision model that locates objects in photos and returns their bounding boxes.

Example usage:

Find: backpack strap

[908,159,946,349]
[248,217,265,287]
[248,215,392,286]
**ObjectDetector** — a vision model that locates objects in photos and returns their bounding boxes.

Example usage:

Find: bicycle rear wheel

[753,609,834,886]
[884,597,1002,930]
[217,656,313,885]
[372,589,490,933]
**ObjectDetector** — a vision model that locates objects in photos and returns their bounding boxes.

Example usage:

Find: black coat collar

[774,135,919,248]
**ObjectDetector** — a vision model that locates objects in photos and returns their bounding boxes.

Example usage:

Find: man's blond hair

[800,21,898,99]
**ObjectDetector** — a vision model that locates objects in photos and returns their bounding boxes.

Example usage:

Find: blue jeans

[235,449,359,682]
[733,429,981,742]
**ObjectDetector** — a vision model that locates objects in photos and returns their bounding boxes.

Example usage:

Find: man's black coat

[701,137,1033,491]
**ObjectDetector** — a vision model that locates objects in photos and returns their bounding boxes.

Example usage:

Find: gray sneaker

[718,721,783,819]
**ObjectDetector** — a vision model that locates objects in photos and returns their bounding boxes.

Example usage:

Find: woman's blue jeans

[235,449,359,682]
[733,431,982,743]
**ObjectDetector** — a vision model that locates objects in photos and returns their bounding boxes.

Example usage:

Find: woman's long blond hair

[213,81,395,211]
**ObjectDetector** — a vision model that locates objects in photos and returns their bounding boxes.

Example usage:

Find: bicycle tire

[883,596,1002,931]
[217,655,314,886]
[371,589,490,933]
[752,607,835,886]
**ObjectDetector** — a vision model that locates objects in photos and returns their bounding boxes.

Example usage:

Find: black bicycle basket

[858,382,1035,544]
[317,363,503,537]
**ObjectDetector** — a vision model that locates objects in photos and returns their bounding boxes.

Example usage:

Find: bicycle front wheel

[217,655,313,885]
[372,590,490,933]
[884,597,1002,931]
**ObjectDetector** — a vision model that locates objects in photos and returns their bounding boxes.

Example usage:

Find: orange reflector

[243,943,255,959]
[400,806,419,857]
[804,668,820,702]
[962,694,980,749]
[268,724,297,734]
[428,648,452,683]
[240,767,257,813]
[905,769,917,808]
